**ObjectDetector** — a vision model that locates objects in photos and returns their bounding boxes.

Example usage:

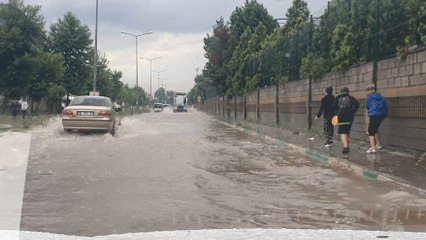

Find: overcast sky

[20,0,329,94]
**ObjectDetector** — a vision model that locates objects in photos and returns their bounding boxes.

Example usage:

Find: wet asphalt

[20,108,426,236]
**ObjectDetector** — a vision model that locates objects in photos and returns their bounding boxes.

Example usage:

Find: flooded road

[20,108,426,236]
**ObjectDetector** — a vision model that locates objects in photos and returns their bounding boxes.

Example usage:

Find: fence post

[234,96,237,120]
[308,76,312,130]
[216,96,219,115]
[227,97,230,119]
[244,94,247,120]
[256,88,260,123]
[275,84,279,125]
[222,96,225,117]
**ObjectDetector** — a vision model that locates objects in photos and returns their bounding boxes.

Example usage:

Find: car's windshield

[69,97,109,107]
[1,0,426,239]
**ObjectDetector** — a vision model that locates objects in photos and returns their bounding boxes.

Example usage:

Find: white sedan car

[62,96,120,135]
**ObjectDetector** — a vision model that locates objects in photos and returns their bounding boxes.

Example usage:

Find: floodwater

[20,107,426,236]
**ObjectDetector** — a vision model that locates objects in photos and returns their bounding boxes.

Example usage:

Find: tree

[49,12,92,97]
[203,17,230,95]
[405,0,426,46]
[229,22,269,93]
[283,0,311,80]
[228,0,278,59]
[331,24,358,70]
[88,53,123,100]
[45,84,66,113]
[0,0,46,99]
[165,90,175,105]
[117,84,136,106]
[154,87,165,103]
[29,51,65,104]
[284,0,310,31]
[300,53,327,79]
[117,85,147,107]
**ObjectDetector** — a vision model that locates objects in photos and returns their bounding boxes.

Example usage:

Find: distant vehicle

[162,104,170,108]
[173,92,188,113]
[153,103,163,112]
[62,96,120,136]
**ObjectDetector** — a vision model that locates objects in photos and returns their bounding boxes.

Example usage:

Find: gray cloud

[24,0,329,93]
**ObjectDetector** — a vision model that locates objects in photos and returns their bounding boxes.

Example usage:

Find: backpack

[338,95,352,113]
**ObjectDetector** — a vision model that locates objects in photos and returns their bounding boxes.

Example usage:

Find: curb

[215,119,426,197]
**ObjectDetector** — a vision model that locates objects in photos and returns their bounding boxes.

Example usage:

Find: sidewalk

[217,118,426,194]
[0,131,31,235]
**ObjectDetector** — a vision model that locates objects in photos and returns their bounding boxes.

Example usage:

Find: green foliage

[228,0,278,53]
[404,0,426,46]
[203,17,230,95]
[226,0,279,90]
[0,1,133,114]
[32,52,65,102]
[117,85,147,107]
[284,0,310,31]
[89,53,123,100]
[165,90,175,105]
[154,87,166,103]
[45,84,66,113]
[301,53,328,79]
[331,24,358,70]
[0,0,46,99]
[187,87,200,104]
[49,12,92,96]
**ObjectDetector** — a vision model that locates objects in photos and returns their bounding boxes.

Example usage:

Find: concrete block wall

[202,49,426,152]
[246,91,257,123]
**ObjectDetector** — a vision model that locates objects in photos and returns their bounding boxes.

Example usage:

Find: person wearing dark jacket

[365,83,388,154]
[315,87,336,147]
[335,87,360,154]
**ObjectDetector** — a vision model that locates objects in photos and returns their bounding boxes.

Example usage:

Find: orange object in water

[331,115,339,126]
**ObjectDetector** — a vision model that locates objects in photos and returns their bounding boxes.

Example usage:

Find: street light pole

[140,56,161,98]
[160,77,169,89]
[152,69,167,93]
[93,0,98,92]
[121,31,153,106]
[160,77,169,104]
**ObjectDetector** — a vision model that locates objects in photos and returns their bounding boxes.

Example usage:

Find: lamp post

[140,56,161,98]
[163,84,167,104]
[93,0,98,92]
[160,77,169,89]
[152,69,167,93]
[121,31,153,106]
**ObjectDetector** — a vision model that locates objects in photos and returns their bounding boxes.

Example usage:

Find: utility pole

[140,56,161,98]
[152,69,166,99]
[93,0,98,92]
[121,31,153,107]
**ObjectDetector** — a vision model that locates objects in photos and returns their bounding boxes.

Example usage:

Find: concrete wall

[203,48,426,152]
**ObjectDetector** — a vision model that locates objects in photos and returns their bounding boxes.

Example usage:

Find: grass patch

[0,114,52,132]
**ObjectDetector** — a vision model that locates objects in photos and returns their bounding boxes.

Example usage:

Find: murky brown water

[20,110,426,236]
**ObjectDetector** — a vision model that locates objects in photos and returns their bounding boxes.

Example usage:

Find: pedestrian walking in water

[19,98,29,119]
[11,100,19,119]
[315,87,336,147]
[335,87,359,154]
[365,83,388,154]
